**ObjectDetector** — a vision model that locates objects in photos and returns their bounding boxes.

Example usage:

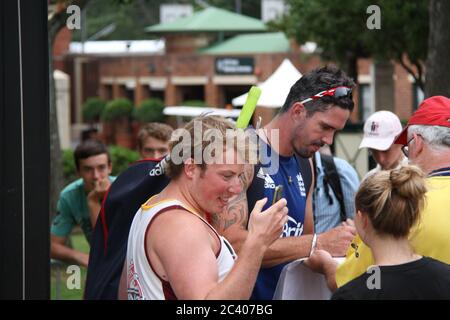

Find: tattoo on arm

[212,165,254,232]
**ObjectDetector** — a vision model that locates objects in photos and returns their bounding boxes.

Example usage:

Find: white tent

[232,59,302,108]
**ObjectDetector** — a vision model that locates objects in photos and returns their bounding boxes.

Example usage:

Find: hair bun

[390,165,427,198]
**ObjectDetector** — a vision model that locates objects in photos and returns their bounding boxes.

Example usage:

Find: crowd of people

[51,65,450,300]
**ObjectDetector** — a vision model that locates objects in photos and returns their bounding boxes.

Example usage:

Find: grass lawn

[50,232,89,300]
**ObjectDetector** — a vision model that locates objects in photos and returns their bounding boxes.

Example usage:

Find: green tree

[109,145,140,176]
[71,0,263,41]
[72,0,168,41]
[82,97,106,123]
[133,98,166,123]
[280,0,428,89]
[101,98,134,121]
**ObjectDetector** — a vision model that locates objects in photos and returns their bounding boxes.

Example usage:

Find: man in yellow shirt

[306,96,450,290]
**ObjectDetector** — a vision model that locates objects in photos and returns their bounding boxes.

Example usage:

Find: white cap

[359,111,402,151]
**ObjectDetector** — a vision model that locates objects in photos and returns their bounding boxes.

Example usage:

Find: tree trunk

[48,0,90,218]
[345,51,359,86]
[48,15,67,219]
[425,0,450,98]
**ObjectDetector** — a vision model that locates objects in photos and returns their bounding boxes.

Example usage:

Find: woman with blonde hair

[330,165,450,299]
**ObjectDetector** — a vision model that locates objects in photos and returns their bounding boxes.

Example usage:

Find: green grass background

[50,232,89,300]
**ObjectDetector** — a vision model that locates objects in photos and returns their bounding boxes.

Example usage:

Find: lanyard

[428,167,450,177]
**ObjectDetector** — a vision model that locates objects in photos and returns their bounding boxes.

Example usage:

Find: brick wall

[394,62,414,122]
[61,51,420,126]
[53,27,71,71]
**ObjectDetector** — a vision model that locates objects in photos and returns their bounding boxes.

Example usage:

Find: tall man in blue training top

[212,66,357,299]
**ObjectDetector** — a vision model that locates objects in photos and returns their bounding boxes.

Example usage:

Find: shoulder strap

[320,153,346,221]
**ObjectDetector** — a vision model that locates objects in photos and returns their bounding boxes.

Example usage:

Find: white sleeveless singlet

[126,198,236,300]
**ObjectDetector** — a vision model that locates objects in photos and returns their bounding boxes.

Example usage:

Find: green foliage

[101,98,134,121]
[109,145,140,176]
[82,97,106,122]
[72,0,262,42]
[50,233,88,300]
[133,98,166,123]
[283,0,372,63]
[62,149,77,185]
[367,1,428,64]
[282,0,428,83]
[182,100,210,107]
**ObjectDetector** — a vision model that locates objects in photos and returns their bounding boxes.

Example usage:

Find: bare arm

[151,201,288,300]
[215,160,313,266]
[215,161,355,267]
[50,234,89,267]
[304,249,339,292]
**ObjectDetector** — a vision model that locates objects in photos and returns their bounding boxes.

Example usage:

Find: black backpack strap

[320,153,346,222]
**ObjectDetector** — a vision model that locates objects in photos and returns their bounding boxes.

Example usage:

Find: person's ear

[290,102,307,121]
[107,162,112,175]
[356,210,369,229]
[413,133,424,156]
[183,158,196,179]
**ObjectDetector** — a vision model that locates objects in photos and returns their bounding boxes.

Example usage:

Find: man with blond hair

[137,122,173,159]
[119,116,288,299]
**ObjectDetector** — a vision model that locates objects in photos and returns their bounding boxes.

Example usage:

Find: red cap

[394,96,450,145]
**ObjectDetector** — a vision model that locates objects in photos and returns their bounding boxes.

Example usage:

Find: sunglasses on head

[300,86,353,105]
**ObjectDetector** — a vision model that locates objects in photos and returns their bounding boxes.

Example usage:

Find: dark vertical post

[0,0,50,299]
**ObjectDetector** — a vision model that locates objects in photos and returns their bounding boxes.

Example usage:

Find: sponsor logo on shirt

[257,167,266,180]
[297,173,306,196]
[149,163,165,177]
[127,259,144,300]
[264,174,276,189]
[283,216,304,237]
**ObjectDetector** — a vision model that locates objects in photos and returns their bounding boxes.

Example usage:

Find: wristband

[309,233,317,257]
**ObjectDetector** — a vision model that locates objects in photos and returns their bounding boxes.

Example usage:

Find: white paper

[273,257,345,300]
